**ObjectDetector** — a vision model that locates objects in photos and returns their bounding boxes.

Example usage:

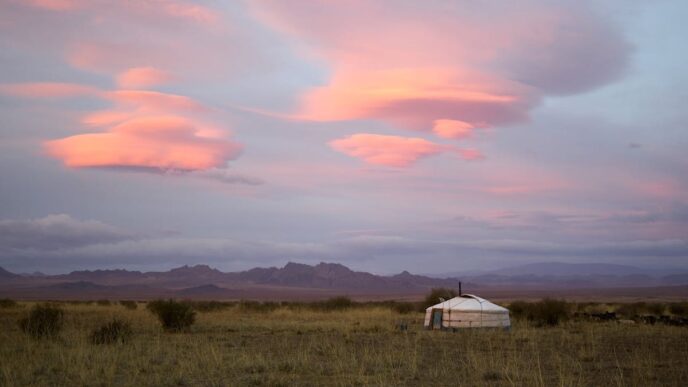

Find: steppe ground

[1,301,687,386]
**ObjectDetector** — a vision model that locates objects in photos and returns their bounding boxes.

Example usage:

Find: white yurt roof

[426,294,508,313]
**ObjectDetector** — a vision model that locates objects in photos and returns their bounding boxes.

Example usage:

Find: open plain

[1,300,687,386]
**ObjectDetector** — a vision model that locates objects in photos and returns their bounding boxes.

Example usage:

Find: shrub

[90,319,132,344]
[119,300,138,310]
[324,296,353,310]
[509,299,570,326]
[508,301,529,320]
[147,300,196,332]
[239,300,280,313]
[646,302,665,316]
[19,304,64,339]
[616,302,666,318]
[421,288,458,310]
[96,299,111,306]
[391,302,416,314]
[616,302,645,318]
[0,298,18,308]
[186,300,234,313]
[669,302,688,317]
[534,299,570,326]
[314,296,353,311]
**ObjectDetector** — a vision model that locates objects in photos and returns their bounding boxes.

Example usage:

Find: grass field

[1,301,687,386]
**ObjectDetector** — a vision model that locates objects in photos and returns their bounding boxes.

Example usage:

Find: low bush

[669,302,688,317]
[616,302,665,318]
[119,300,138,310]
[19,304,64,339]
[239,300,280,313]
[186,300,234,312]
[509,299,570,326]
[96,299,111,306]
[90,319,132,344]
[421,288,458,311]
[646,302,665,315]
[391,302,416,314]
[315,296,353,311]
[0,298,18,308]
[147,300,196,332]
[615,302,645,318]
[318,296,354,311]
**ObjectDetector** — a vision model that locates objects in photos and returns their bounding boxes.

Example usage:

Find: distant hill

[663,273,688,285]
[175,284,237,298]
[430,262,688,289]
[44,281,109,291]
[489,262,646,276]
[0,267,20,279]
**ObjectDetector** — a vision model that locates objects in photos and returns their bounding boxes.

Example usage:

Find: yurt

[424,294,510,330]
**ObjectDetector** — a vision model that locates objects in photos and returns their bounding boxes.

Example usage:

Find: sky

[1,0,687,275]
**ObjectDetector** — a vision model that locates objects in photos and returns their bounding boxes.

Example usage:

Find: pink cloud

[330,134,445,167]
[81,111,134,127]
[294,67,535,133]
[0,82,99,99]
[433,120,476,139]
[456,149,485,161]
[4,80,243,174]
[622,178,685,201]
[104,90,205,113]
[45,116,241,171]
[329,133,482,168]
[253,0,629,161]
[22,0,217,24]
[160,2,219,25]
[116,67,173,89]
[475,168,571,196]
[23,0,78,11]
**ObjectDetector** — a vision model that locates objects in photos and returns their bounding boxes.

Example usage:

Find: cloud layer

[253,0,630,165]
[1,214,686,274]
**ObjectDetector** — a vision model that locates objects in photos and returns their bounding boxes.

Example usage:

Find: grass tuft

[18,304,64,339]
[90,318,133,344]
[0,298,18,308]
[119,300,138,310]
[147,299,196,332]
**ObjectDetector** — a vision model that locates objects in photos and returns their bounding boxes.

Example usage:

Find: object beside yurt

[424,294,510,330]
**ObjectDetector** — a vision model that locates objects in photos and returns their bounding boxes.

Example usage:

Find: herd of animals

[573,311,688,326]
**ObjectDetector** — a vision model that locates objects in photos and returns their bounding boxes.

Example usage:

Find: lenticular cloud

[254,1,629,133]
[252,0,630,166]
[46,116,241,171]
[329,133,482,168]
[33,77,243,172]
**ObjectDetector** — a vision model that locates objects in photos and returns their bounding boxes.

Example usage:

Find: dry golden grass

[1,302,687,386]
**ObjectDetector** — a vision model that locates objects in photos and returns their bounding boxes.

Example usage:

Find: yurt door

[432,309,443,330]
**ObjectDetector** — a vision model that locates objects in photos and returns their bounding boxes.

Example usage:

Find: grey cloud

[0,214,136,251]
[1,215,687,274]
[190,168,265,186]
[503,5,631,95]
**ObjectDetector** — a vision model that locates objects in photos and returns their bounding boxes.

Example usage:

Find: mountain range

[0,261,686,301]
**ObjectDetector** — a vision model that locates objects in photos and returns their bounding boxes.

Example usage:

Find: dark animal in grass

[590,312,617,322]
